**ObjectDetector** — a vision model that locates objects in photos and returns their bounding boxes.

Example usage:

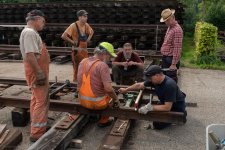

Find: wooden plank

[0,129,22,150]
[0,130,9,144]
[28,114,88,150]
[0,124,7,137]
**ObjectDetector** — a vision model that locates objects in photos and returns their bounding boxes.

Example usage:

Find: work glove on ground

[35,70,46,86]
[138,103,153,114]
[113,99,120,108]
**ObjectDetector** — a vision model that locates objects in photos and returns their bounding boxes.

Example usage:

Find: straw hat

[160,8,175,22]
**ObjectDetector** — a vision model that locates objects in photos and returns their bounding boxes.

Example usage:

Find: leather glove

[35,70,46,86]
[113,99,120,108]
[138,103,153,114]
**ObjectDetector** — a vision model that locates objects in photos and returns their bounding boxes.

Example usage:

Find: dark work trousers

[162,56,180,83]
[153,78,187,130]
[112,65,144,84]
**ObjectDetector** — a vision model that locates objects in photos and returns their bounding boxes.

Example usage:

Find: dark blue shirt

[144,76,185,103]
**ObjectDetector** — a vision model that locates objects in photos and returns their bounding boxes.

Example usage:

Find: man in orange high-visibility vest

[77,42,120,127]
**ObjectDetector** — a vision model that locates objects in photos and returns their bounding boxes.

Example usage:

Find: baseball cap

[77,10,88,17]
[99,42,117,57]
[144,65,163,81]
[27,9,50,21]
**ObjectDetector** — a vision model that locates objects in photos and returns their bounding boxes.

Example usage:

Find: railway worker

[77,42,120,127]
[160,8,183,83]
[119,65,187,130]
[112,43,144,85]
[61,10,94,97]
[19,9,50,142]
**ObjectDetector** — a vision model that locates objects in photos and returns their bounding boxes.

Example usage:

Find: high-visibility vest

[78,58,110,110]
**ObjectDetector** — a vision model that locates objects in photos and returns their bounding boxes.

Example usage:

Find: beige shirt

[19,27,43,60]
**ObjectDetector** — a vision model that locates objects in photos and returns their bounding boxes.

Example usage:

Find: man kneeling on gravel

[119,65,187,130]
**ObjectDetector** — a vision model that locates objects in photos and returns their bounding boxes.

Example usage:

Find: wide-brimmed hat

[160,8,175,22]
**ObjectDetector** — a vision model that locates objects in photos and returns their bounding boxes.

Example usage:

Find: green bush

[196,54,222,65]
[194,22,222,67]
[194,22,218,57]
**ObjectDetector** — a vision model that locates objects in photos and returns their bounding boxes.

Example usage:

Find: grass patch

[181,35,225,70]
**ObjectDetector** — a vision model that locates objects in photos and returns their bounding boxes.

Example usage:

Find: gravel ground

[0,61,225,150]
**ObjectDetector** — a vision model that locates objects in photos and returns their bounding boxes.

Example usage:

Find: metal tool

[67,113,74,120]
[49,76,58,89]
[208,131,225,149]
[108,98,113,104]
[134,89,143,111]
[117,120,127,131]
[49,79,70,98]
[156,25,158,50]
[149,93,153,105]
[162,68,177,72]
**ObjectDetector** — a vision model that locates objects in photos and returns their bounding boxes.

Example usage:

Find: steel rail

[0,96,185,124]
[0,23,167,29]
[0,76,130,90]
[0,45,163,59]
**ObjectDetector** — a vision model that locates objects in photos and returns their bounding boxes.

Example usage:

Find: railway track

[0,76,186,149]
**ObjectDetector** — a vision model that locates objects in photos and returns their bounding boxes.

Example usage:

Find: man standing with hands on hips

[20,9,50,142]
[160,8,183,83]
[61,10,94,97]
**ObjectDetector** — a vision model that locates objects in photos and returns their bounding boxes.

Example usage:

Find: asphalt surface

[0,61,225,150]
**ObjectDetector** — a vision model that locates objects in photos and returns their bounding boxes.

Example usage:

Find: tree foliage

[205,0,225,31]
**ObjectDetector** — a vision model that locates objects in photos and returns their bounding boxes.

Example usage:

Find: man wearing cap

[77,42,120,127]
[112,43,144,85]
[19,9,50,142]
[119,65,186,130]
[61,10,94,87]
[160,8,183,83]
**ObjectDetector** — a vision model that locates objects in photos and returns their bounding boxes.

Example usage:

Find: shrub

[194,22,218,57]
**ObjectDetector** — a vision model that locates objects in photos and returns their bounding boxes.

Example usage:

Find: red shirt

[77,57,112,97]
[113,50,143,72]
[161,21,183,65]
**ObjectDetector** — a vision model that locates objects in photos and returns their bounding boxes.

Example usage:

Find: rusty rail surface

[0,96,185,124]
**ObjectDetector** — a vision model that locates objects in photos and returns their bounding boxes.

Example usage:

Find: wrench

[118,120,127,131]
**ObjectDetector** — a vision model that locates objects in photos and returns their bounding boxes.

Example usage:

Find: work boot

[30,137,38,142]
[98,119,113,128]
[74,91,78,98]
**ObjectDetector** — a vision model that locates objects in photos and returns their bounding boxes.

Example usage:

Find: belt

[163,55,173,58]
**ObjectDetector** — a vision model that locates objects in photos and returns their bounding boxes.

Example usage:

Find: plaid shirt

[161,21,183,65]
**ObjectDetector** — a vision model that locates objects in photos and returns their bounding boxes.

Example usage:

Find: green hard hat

[99,42,117,57]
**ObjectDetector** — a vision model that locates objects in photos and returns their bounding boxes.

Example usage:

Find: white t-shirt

[19,27,43,60]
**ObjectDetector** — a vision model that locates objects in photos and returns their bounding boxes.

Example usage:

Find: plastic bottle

[124,59,129,70]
